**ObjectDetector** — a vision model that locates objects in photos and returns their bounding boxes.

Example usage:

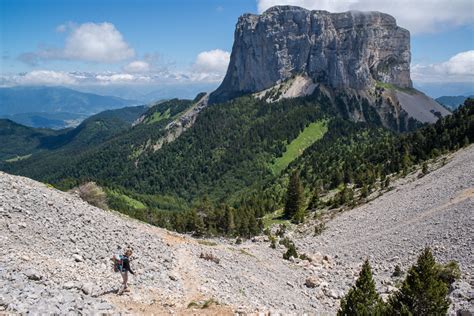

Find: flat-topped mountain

[212,6,411,102]
[210,6,449,129]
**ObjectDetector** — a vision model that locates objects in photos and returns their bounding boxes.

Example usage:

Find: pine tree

[284,171,304,219]
[360,184,369,199]
[283,242,298,260]
[388,248,449,315]
[402,149,412,175]
[421,162,428,175]
[224,206,236,236]
[292,208,306,224]
[194,214,206,237]
[248,213,259,236]
[307,187,320,211]
[338,259,386,315]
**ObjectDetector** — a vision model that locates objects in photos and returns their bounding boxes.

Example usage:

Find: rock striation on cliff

[210,6,449,129]
[210,6,412,103]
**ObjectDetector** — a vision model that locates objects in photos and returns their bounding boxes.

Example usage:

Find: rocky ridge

[210,6,449,129]
[1,145,473,314]
[211,6,411,103]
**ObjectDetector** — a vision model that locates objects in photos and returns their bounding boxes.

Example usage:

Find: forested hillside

[0,105,148,161]
[2,92,472,237]
[0,119,61,160]
[2,95,331,205]
[272,99,473,208]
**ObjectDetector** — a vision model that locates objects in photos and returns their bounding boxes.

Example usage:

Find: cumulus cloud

[257,0,474,34]
[94,73,154,85]
[13,70,77,86]
[63,22,134,62]
[412,50,474,83]
[3,50,231,87]
[123,60,151,73]
[19,22,135,64]
[193,49,230,74]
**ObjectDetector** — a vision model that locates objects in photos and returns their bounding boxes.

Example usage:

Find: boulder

[304,276,320,288]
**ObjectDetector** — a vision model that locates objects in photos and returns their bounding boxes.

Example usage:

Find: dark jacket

[121,255,134,274]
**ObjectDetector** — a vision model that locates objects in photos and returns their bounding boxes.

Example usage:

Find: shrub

[279,237,292,248]
[283,242,298,260]
[199,252,220,264]
[392,264,402,278]
[299,253,312,262]
[75,182,108,209]
[314,222,326,236]
[422,162,429,175]
[276,224,286,237]
[292,208,306,224]
[202,298,219,309]
[269,236,276,249]
[436,261,461,285]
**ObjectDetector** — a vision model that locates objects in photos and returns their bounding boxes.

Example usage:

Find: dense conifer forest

[1,95,472,237]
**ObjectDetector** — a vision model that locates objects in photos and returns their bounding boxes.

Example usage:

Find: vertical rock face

[210,6,412,104]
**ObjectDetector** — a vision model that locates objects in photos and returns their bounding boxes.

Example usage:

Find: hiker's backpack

[113,254,123,273]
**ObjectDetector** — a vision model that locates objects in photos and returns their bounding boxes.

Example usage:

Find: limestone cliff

[209,6,449,129]
[211,6,411,103]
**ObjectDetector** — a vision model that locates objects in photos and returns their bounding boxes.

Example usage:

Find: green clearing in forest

[270,120,328,175]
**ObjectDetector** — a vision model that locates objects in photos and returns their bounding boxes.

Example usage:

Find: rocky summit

[1,145,473,314]
[211,6,411,102]
[210,6,449,129]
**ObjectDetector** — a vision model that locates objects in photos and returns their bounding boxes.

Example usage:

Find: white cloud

[412,50,474,83]
[94,73,154,85]
[3,50,231,87]
[96,73,135,82]
[62,22,134,62]
[14,70,77,86]
[193,49,230,74]
[20,22,134,64]
[257,0,474,34]
[123,60,151,73]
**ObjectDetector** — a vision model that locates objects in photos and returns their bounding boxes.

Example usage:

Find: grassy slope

[145,108,171,124]
[270,120,328,175]
[106,189,147,210]
[375,81,417,95]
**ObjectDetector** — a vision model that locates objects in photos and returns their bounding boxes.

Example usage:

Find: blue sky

[1,0,473,97]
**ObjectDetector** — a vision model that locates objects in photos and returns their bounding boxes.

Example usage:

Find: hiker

[113,248,135,294]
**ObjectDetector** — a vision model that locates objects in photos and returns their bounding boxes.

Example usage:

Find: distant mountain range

[0,104,148,161]
[435,95,474,110]
[0,86,139,129]
[75,82,219,103]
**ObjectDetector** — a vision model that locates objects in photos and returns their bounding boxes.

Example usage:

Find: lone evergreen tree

[421,162,429,175]
[307,187,320,211]
[292,208,306,224]
[388,248,449,315]
[224,206,235,236]
[193,214,206,237]
[284,171,304,220]
[338,259,385,315]
[283,242,298,260]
